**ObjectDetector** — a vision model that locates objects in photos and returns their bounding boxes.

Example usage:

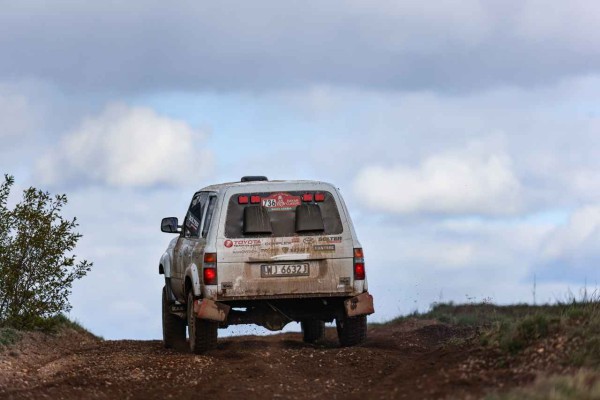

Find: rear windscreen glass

[225,191,343,238]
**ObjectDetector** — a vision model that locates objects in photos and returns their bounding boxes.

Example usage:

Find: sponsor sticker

[303,237,315,244]
[266,238,301,246]
[261,192,302,211]
[233,249,259,254]
[224,239,262,248]
[186,213,200,230]
[313,244,336,252]
[318,236,343,244]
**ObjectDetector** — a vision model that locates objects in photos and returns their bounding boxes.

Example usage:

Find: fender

[159,251,172,277]
[185,263,202,297]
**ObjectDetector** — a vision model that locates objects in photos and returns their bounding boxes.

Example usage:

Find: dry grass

[486,370,600,400]
[385,296,600,369]
[384,297,600,399]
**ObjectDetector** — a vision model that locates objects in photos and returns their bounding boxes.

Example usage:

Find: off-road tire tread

[337,315,367,347]
[187,291,218,354]
[301,320,325,343]
[162,286,186,349]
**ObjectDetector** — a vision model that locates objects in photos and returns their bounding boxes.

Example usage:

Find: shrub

[0,327,21,347]
[0,175,92,329]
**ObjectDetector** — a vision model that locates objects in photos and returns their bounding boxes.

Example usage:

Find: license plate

[261,263,309,277]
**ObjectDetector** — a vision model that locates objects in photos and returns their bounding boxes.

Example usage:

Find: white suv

[159,176,374,353]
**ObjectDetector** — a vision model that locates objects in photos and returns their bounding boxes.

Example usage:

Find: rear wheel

[301,320,325,343]
[336,315,367,347]
[162,286,186,349]
[187,291,218,354]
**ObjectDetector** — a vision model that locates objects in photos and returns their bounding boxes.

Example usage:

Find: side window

[201,196,217,238]
[184,192,208,238]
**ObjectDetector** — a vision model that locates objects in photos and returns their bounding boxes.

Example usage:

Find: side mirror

[161,217,180,233]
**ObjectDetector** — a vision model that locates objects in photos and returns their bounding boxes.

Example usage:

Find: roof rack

[240,176,269,182]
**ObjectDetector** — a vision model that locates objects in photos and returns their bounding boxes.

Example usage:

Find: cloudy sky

[1,1,599,339]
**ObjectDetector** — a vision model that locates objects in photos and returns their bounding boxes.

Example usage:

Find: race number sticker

[261,193,301,211]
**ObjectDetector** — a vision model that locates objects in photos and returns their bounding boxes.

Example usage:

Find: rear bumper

[194,291,374,323]
[216,291,357,301]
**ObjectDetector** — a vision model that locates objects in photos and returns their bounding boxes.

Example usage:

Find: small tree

[0,175,92,329]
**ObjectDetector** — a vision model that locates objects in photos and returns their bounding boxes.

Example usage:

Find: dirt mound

[0,320,581,399]
[0,327,100,392]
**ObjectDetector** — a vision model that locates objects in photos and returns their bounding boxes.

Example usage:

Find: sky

[1,1,599,339]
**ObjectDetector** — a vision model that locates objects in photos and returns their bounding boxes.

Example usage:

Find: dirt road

[0,320,536,399]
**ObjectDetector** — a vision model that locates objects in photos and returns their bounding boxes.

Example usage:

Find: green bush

[569,308,600,368]
[497,314,551,353]
[0,327,21,347]
[0,175,92,330]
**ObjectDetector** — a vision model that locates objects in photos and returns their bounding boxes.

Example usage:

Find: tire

[162,286,186,349]
[187,291,218,354]
[301,320,325,343]
[336,315,367,347]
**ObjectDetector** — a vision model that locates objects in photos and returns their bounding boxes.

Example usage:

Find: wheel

[301,320,325,343]
[187,291,218,354]
[162,286,186,349]
[336,315,367,347]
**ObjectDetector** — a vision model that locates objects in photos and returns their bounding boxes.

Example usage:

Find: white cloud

[354,140,522,216]
[36,103,212,187]
[541,204,600,260]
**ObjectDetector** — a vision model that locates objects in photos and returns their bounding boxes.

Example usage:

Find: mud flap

[194,299,231,322]
[344,292,375,317]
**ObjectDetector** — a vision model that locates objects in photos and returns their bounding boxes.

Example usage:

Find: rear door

[216,189,355,299]
[172,192,208,299]
[186,193,218,273]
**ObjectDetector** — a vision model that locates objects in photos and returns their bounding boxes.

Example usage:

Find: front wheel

[187,291,218,354]
[162,286,186,349]
[336,315,367,347]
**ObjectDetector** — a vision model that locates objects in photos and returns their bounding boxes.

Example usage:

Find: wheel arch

[159,251,172,277]
[185,263,202,297]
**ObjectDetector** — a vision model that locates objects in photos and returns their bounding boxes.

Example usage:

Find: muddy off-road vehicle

[159,176,374,353]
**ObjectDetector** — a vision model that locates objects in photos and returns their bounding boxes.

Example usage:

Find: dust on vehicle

[159,176,374,353]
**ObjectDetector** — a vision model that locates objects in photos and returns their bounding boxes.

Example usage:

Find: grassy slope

[0,314,99,349]
[386,300,600,399]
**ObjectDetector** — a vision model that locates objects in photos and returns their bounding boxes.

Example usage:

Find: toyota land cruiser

[159,176,374,353]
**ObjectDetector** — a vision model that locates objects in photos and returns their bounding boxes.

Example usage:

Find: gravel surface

[0,320,565,399]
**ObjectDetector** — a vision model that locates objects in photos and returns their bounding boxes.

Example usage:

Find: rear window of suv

[224,191,343,238]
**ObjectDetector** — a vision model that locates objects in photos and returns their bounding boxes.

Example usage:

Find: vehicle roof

[199,179,337,194]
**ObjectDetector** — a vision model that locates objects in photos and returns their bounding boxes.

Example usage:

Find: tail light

[203,252,218,285]
[353,248,365,280]
[302,193,313,202]
[238,195,249,204]
[250,195,261,204]
[315,193,325,202]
